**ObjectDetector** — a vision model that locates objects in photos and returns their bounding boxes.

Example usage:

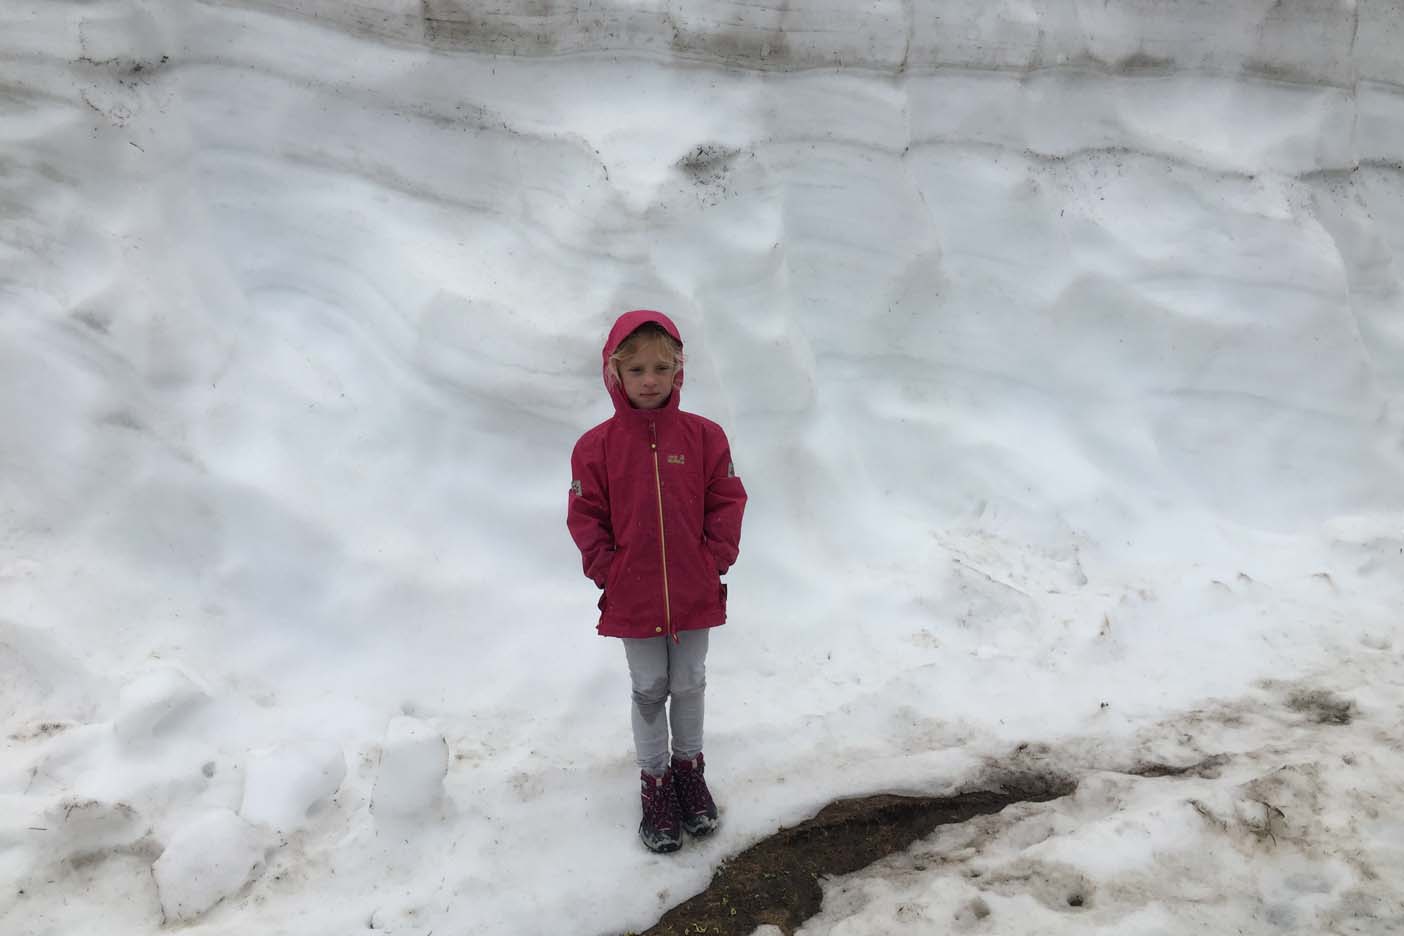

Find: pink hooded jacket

[567,311,747,640]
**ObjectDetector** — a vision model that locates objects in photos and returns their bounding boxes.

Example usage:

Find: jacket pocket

[702,535,727,573]
[602,545,622,591]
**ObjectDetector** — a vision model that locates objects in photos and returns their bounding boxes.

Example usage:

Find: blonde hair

[606,324,685,386]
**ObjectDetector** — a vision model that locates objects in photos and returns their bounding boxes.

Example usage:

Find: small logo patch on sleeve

[667,454,686,465]
[570,479,583,496]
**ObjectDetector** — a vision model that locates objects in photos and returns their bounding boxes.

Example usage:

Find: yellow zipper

[650,421,674,642]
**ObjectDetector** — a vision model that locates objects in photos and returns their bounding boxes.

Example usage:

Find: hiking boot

[671,753,719,836]
[639,768,682,853]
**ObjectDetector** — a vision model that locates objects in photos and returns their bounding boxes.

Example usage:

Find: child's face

[616,344,678,410]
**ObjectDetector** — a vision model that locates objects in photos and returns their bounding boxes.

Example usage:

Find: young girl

[567,310,747,853]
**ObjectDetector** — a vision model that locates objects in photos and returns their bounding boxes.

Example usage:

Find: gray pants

[622,629,709,775]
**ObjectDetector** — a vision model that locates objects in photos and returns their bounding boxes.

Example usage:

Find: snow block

[240,741,347,832]
[113,665,209,744]
[372,716,448,817]
[152,808,266,923]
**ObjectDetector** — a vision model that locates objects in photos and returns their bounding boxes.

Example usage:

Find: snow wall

[2,1,1403,933]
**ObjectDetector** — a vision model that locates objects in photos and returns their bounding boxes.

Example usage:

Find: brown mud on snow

[632,771,1076,936]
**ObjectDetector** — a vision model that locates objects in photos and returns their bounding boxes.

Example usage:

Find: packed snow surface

[2,1,1403,934]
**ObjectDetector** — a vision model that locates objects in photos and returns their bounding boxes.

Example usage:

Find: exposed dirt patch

[68,834,162,871]
[422,10,560,54]
[676,143,739,185]
[669,22,791,68]
[1286,688,1355,725]
[9,721,73,742]
[1127,753,1229,779]
[75,53,171,76]
[636,771,1075,936]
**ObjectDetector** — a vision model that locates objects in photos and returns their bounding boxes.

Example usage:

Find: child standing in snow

[567,310,747,853]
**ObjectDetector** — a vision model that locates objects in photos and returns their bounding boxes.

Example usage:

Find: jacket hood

[602,310,685,414]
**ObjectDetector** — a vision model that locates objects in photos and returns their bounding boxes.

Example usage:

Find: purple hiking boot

[639,768,683,853]
[671,753,719,837]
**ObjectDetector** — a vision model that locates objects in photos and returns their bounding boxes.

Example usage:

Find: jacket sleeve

[567,434,614,588]
[702,424,747,574]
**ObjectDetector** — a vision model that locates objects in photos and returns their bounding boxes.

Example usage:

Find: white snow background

[3,1,1404,934]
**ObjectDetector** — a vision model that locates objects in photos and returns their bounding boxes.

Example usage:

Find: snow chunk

[152,809,266,923]
[372,716,448,817]
[240,741,346,832]
[112,665,208,744]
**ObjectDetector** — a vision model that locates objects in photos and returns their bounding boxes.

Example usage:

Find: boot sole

[683,816,719,837]
[641,836,682,853]
[639,826,683,853]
